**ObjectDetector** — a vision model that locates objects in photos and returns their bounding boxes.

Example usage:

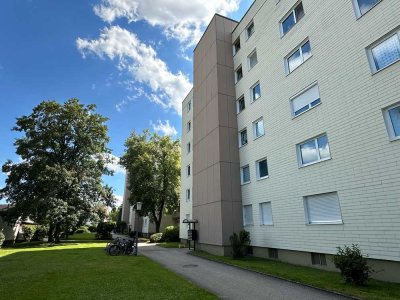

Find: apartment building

[181,0,400,282]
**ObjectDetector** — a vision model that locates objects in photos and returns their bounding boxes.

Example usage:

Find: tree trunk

[54,223,61,244]
[155,220,161,233]
[48,223,55,243]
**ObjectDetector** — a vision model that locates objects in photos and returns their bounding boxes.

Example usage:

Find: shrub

[95,222,115,240]
[333,244,372,285]
[150,233,164,243]
[22,225,35,242]
[32,225,47,241]
[229,230,251,259]
[75,226,90,234]
[88,225,97,232]
[163,226,179,242]
[0,230,5,248]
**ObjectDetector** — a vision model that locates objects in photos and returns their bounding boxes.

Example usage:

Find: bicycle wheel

[107,244,121,256]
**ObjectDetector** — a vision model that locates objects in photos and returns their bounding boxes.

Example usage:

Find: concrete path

[140,245,349,300]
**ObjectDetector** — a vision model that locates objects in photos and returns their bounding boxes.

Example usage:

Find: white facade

[179,90,194,239]
[232,0,400,262]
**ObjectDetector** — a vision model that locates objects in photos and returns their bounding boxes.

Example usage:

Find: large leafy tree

[120,131,180,233]
[0,99,114,242]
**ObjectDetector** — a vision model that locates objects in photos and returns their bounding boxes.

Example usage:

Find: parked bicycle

[105,237,136,256]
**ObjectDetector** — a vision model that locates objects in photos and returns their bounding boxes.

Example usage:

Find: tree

[120,131,180,232]
[0,99,114,243]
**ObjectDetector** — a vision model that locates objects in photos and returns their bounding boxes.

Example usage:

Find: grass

[0,243,217,300]
[157,242,186,248]
[66,232,96,240]
[192,251,400,300]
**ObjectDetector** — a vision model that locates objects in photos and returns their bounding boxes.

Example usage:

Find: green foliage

[333,244,371,285]
[0,230,5,248]
[75,226,90,234]
[22,225,35,242]
[95,221,115,240]
[163,226,179,242]
[150,233,164,243]
[88,225,97,232]
[120,131,180,232]
[0,99,114,243]
[32,225,48,241]
[229,230,251,259]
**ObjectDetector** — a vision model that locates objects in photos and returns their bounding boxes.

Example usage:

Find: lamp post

[134,202,142,256]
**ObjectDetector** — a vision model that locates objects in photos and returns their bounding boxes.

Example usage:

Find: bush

[163,226,179,242]
[95,221,115,240]
[32,225,47,241]
[333,244,372,285]
[88,225,97,232]
[22,225,35,242]
[0,230,5,248]
[150,233,164,243]
[75,226,90,234]
[229,230,251,259]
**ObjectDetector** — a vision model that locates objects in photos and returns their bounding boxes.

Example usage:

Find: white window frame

[187,142,191,154]
[186,189,191,202]
[367,31,400,74]
[303,192,343,225]
[280,1,304,37]
[285,39,312,74]
[239,128,248,148]
[250,81,261,103]
[259,202,273,225]
[240,165,251,185]
[236,95,245,114]
[235,65,243,83]
[290,82,321,117]
[233,37,241,56]
[383,102,400,141]
[246,21,255,40]
[297,134,331,167]
[248,49,258,70]
[253,118,265,139]
[352,0,381,18]
[256,158,269,180]
[186,164,191,177]
[243,204,253,226]
[187,121,191,132]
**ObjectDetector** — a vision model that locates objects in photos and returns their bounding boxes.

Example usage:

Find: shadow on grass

[0,244,216,300]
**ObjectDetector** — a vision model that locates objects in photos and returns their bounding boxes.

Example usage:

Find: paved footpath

[140,245,349,300]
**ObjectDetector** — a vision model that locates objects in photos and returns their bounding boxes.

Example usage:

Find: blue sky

[0,0,253,205]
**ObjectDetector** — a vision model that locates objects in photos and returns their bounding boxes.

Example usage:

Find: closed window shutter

[260,202,273,225]
[292,85,320,113]
[305,192,342,224]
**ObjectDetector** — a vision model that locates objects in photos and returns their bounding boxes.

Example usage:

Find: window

[187,121,191,132]
[353,0,381,17]
[260,202,273,225]
[291,83,321,117]
[304,192,343,224]
[297,134,331,166]
[383,103,400,141]
[236,96,245,114]
[187,101,191,112]
[233,38,241,55]
[368,33,400,73]
[246,21,255,39]
[239,129,248,147]
[186,165,191,176]
[248,50,258,70]
[253,118,265,139]
[235,65,243,83]
[243,205,253,226]
[256,158,269,180]
[281,2,304,36]
[311,253,327,266]
[187,142,191,154]
[186,189,191,201]
[286,40,312,74]
[241,165,250,184]
[268,248,279,259]
[251,82,261,102]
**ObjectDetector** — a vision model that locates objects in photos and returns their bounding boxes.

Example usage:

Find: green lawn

[66,232,97,240]
[0,243,216,300]
[192,251,400,300]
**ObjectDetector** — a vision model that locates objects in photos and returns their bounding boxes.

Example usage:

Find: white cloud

[114,194,124,207]
[151,120,178,136]
[105,153,126,175]
[77,26,192,115]
[93,0,240,47]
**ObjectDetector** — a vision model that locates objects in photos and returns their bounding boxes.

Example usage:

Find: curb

[189,252,360,300]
